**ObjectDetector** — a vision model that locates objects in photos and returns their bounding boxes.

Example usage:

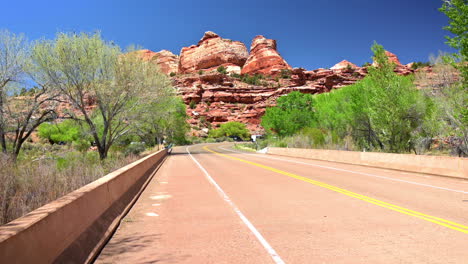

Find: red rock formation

[135,49,179,75]
[241,35,291,76]
[153,50,179,75]
[132,49,179,75]
[330,60,358,70]
[385,50,402,65]
[178,31,249,74]
[372,50,402,66]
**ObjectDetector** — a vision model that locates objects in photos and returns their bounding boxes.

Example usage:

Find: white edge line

[186,146,285,264]
[219,146,468,195]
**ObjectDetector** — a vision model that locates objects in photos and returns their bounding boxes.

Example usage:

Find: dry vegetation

[0,149,139,225]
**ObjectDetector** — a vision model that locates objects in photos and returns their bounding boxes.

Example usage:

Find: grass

[0,146,140,225]
[233,143,257,152]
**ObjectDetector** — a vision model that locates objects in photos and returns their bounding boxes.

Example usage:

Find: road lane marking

[207,146,468,234]
[146,212,159,217]
[187,146,285,264]
[219,146,468,194]
[150,194,172,200]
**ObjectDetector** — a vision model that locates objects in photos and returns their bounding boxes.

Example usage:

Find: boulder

[241,35,291,76]
[178,31,249,74]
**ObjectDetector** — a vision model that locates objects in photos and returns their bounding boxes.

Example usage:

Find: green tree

[438,0,468,155]
[131,97,188,146]
[32,32,173,159]
[38,120,83,144]
[0,30,29,153]
[209,121,250,140]
[261,91,315,137]
[439,0,468,83]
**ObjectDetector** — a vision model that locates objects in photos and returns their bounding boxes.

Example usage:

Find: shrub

[189,100,197,109]
[72,139,91,152]
[209,121,250,140]
[124,142,146,156]
[205,138,216,143]
[241,73,265,85]
[411,62,431,70]
[217,65,228,74]
[198,70,203,75]
[169,72,176,77]
[280,69,292,79]
[230,72,241,78]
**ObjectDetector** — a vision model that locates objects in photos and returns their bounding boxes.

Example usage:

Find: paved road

[96,143,468,264]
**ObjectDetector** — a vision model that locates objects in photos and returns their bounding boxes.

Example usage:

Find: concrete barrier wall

[0,149,167,264]
[267,147,468,179]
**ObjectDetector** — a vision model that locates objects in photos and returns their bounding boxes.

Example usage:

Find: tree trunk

[0,130,6,153]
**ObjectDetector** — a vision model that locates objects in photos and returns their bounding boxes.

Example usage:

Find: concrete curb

[267,148,467,179]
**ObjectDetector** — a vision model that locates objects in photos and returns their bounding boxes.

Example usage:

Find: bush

[217,65,227,74]
[205,138,216,143]
[38,120,82,144]
[411,62,431,70]
[230,72,241,78]
[72,139,91,152]
[209,121,250,140]
[198,70,204,75]
[169,72,176,77]
[280,69,291,79]
[124,142,146,156]
[189,100,197,109]
[241,74,265,85]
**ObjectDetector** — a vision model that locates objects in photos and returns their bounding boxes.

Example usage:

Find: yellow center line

[203,145,468,234]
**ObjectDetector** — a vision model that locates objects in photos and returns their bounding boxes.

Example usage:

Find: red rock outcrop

[330,60,358,70]
[372,50,402,66]
[133,49,179,75]
[153,50,179,75]
[385,50,402,65]
[178,31,249,74]
[241,35,291,76]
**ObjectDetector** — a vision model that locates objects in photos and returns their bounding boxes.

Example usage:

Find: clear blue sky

[1,0,454,69]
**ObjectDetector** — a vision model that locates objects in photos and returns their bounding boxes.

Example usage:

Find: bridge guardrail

[0,149,168,263]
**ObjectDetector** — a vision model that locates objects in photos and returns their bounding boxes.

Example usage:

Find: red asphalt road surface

[95,143,468,264]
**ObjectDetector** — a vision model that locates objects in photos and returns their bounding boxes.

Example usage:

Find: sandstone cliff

[241,35,291,76]
[178,31,249,74]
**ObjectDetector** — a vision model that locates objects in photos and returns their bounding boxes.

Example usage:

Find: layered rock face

[152,50,179,75]
[241,35,291,76]
[133,49,179,75]
[178,31,249,74]
[175,66,370,134]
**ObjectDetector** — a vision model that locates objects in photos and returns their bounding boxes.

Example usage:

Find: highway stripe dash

[205,146,468,235]
[187,146,285,264]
